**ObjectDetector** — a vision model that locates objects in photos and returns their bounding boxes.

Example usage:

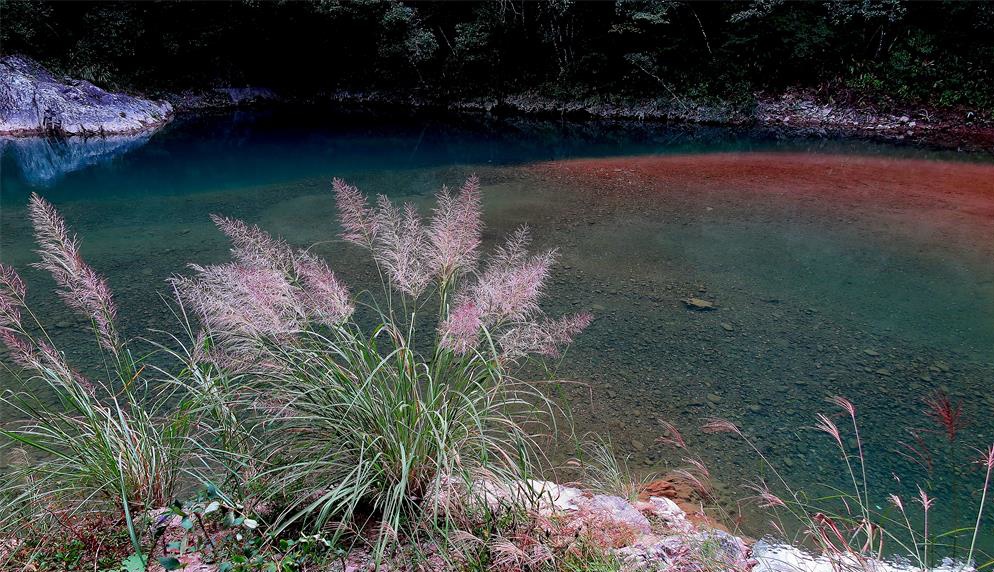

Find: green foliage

[1,1,990,109]
[120,553,147,572]
[246,321,547,555]
[846,28,994,110]
[558,542,624,572]
[379,2,438,65]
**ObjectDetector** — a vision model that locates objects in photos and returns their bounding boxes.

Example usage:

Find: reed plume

[27,193,121,357]
[430,175,482,283]
[334,177,378,248]
[331,177,592,361]
[923,390,966,443]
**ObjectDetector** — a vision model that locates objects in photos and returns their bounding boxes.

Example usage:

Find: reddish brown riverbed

[532,152,994,264]
[515,151,994,544]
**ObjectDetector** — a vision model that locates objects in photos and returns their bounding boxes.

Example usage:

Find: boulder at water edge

[0,55,172,136]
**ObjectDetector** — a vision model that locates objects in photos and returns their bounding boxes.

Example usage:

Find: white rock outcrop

[752,540,975,572]
[0,55,172,136]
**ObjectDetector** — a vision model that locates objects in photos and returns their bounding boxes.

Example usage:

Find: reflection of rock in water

[0,133,151,186]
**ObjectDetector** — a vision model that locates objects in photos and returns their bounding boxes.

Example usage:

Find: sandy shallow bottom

[2,151,992,550]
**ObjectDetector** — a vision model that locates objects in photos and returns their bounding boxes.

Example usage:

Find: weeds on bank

[572,436,653,504]
[445,503,634,572]
[698,395,994,571]
[170,175,591,557]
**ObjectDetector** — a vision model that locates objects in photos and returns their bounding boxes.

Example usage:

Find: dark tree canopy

[2,0,992,110]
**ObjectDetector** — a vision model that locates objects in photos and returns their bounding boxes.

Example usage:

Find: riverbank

[163,86,994,155]
[3,52,990,154]
[3,467,966,572]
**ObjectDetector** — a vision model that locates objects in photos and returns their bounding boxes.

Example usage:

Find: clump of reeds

[0,195,208,563]
[170,175,592,555]
[573,435,653,503]
[0,177,593,566]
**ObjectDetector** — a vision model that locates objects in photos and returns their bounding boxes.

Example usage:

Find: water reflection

[1,133,153,187]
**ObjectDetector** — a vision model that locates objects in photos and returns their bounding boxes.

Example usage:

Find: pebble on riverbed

[683,297,716,311]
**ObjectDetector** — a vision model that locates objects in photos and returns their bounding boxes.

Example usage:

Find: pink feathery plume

[211,215,295,272]
[815,412,844,448]
[334,178,378,247]
[830,395,856,419]
[372,196,431,297]
[655,419,687,449]
[497,312,592,360]
[490,225,531,268]
[0,330,35,369]
[747,481,787,508]
[0,264,27,331]
[888,494,905,513]
[472,227,555,324]
[702,418,743,436]
[175,262,302,345]
[917,487,934,511]
[924,390,966,443]
[439,300,483,354]
[982,444,994,470]
[483,255,553,323]
[28,193,121,355]
[430,175,482,282]
[0,265,36,369]
[546,312,592,349]
[293,252,354,326]
[674,457,713,498]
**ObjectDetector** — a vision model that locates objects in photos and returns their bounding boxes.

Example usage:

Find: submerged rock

[0,55,172,136]
[683,297,716,311]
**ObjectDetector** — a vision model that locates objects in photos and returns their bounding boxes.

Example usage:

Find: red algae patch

[530,152,994,261]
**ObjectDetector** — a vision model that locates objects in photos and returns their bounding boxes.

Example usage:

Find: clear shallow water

[2,109,992,552]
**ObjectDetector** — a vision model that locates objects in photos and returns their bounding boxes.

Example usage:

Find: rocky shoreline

[58,476,961,572]
[322,89,994,154]
[2,54,991,153]
[170,87,994,154]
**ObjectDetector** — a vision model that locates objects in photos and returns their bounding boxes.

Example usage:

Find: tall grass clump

[173,176,591,553]
[0,195,212,560]
[573,436,653,503]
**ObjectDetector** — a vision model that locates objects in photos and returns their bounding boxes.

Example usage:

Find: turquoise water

[2,109,992,553]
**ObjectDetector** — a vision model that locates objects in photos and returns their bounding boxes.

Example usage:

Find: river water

[2,108,992,554]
